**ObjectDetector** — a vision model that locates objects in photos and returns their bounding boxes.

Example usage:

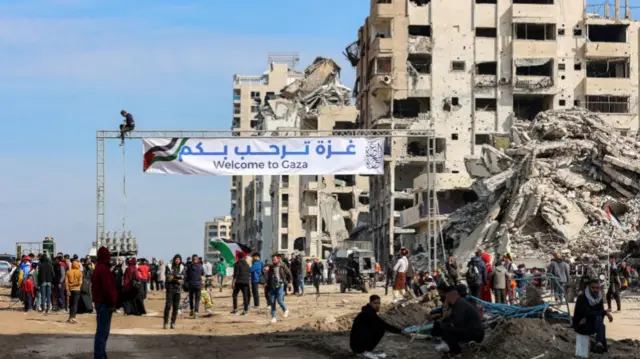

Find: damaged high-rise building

[347,0,640,261]
[235,56,367,258]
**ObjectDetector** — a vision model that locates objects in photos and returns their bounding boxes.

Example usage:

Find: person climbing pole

[119,110,135,146]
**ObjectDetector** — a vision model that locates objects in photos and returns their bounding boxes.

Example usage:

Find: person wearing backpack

[466,251,487,298]
[250,253,264,309]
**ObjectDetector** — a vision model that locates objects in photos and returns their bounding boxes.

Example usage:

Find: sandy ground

[1,284,640,359]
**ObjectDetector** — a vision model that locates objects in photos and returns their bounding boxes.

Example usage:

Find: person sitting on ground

[573,279,612,354]
[119,110,135,146]
[350,294,412,355]
[432,285,485,357]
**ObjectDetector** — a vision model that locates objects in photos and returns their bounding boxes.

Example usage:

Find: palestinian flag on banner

[143,138,189,172]
[209,238,252,265]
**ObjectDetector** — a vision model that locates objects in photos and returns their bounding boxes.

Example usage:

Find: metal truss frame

[96,129,435,244]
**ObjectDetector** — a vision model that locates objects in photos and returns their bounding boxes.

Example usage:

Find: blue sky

[0,0,367,260]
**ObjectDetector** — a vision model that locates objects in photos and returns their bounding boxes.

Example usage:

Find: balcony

[302,181,319,192]
[513,76,554,94]
[512,40,556,58]
[512,4,556,22]
[369,73,393,96]
[408,0,430,25]
[584,42,631,58]
[399,203,447,229]
[301,205,318,218]
[370,0,395,19]
[407,36,432,54]
[585,78,631,96]
[370,37,393,58]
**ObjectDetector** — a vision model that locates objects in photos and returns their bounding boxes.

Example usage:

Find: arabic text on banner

[142,137,385,175]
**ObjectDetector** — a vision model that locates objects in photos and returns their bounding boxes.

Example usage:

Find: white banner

[143,137,384,175]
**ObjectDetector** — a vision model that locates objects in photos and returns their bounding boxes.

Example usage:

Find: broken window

[335,175,356,187]
[281,213,288,228]
[280,234,288,250]
[375,57,392,74]
[344,40,360,67]
[265,92,276,100]
[250,119,258,129]
[515,58,553,76]
[574,63,582,71]
[434,138,446,154]
[451,133,459,140]
[358,193,370,206]
[333,121,354,130]
[451,61,465,71]
[250,91,260,99]
[476,27,497,38]
[437,190,479,214]
[574,100,581,107]
[451,97,459,106]
[372,20,392,40]
[587,24,627,43]
[232,118,240,128]
[407,137,428,156]
[559,99,566,106]
[586,58,630,78]
[281,194,289,207]
[476,61,497,75]
[513,0,553,3]
[282,175,289,188]
[233,89,240,100]
[558,28,565,36]
[573,28,582,36]
[586,95,629,113]
[408,54,432,74]
[514,23,556,40]
[393,97,430,118]
[513,95,553,121]
[336,193,355,210]
[233,104,241,114]
[475,98,497,111]
[408,25,431,37]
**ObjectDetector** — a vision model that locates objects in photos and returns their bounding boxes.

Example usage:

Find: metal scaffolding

[96,129,435,247]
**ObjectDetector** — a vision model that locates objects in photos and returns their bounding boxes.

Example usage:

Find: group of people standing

[10,252,94,322]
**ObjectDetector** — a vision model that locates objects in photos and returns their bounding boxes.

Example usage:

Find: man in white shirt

[203,260,213,290]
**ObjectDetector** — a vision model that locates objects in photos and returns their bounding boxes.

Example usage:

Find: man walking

[150,258,159,291]
[92,247,117,359]
[548,252,570,304]
[250,253,264,309]
[215,259,226,292]
[164,254,184,329]
[232,252,251,315]
[311,257,324,295]
[266,255,292,323]
[203,260,213,291]
[38,253,54,314]
[185,255,204,318]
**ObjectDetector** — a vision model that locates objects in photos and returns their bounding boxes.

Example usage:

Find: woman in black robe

[77,260,94,314]
[122,258,146,316]
[10,263,20,301]
[112,257,124,310]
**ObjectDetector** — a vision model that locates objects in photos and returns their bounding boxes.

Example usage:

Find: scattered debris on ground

[446,108,640,264]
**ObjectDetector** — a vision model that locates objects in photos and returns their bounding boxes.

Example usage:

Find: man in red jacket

[92,247,117,359]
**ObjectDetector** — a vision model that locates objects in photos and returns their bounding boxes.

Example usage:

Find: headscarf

[585,286,603,307]
[128,258,137,267]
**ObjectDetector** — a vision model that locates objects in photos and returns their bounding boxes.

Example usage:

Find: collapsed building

[450,108,640,265]
[250,57,369,258]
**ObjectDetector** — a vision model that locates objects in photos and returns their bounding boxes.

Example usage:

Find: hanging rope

[122,142,127,232]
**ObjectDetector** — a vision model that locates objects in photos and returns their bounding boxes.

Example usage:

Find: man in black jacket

[311,257,324,295]
[290,254,302,295]
[573,279,612,353]
[350,295,411,354]
[38,254,54,314]
[185,254,204,318]
[435,286,485,356]
[232,252,251,315]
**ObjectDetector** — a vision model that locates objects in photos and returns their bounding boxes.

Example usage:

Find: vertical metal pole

[388,89,396,259]
[96,131,106,247]
[122,143,126,232]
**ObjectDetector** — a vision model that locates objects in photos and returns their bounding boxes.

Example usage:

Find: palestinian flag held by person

[208,238,251,266]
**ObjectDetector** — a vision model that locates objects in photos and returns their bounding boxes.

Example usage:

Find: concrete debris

[407,35,432,53]
[451,108,640,262]
[514,77,553,90]
[280,57,351,116]
[319,192,349,246]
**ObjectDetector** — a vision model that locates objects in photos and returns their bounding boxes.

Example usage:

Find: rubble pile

[279,57,351,116]
[452,108,640,263]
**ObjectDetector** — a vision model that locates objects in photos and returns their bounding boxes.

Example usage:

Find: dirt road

[1,285,639,359]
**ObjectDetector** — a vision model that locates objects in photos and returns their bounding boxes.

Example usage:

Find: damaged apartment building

[242,56,368,258]
[346,0,640,261]
[230,53,304,257]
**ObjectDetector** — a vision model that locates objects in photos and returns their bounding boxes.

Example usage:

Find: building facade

[230,53,302,249]
[204,215,233,261]
[350,0,639,260]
